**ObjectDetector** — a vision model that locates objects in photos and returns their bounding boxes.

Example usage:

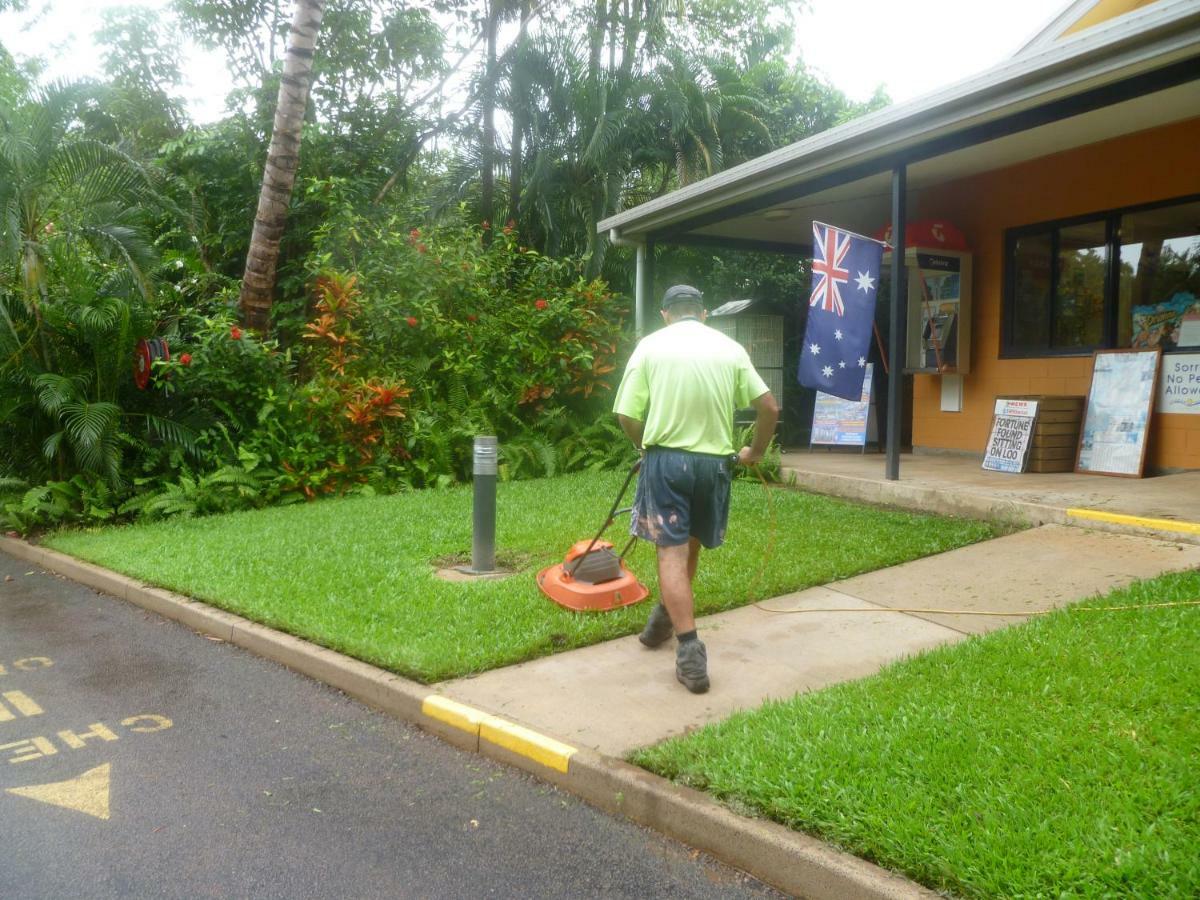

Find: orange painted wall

[909,115,1200,470]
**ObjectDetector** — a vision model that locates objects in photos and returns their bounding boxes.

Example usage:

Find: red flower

[416,243,427,254]
[408,228,420,243]
[180,353,192,366]
[230,326,243,340]
[406,316,419,328]
[535,299,548,310]
[467,314,477,322]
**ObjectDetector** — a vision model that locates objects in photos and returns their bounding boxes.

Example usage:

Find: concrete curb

[780,465,1200,546]
[1,535,935,900]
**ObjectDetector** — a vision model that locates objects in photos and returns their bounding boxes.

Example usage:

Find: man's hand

[741,391,779,466]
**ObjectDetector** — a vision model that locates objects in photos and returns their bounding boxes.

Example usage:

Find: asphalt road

[0,550,781,899]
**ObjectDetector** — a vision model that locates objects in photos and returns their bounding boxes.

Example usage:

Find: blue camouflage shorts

[630,448,735,549]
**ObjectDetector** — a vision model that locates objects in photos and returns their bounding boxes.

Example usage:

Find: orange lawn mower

[537,460,650,612]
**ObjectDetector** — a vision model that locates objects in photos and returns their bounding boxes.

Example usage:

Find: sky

[0,0,1069,122]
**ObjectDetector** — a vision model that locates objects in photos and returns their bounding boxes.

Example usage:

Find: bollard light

[470,436,498,573]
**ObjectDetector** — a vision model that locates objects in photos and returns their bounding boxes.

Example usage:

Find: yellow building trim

[1066,507,1200,535]
[1063,0,1160,37]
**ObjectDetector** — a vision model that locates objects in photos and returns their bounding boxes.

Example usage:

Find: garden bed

[46,469,996,682]
[632,568,1200,898]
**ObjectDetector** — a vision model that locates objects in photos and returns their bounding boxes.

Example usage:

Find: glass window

[1119,200,1200,351]
[1003,196,1200,357]
[1010,232,1052,350]
[1054,220,1107,350]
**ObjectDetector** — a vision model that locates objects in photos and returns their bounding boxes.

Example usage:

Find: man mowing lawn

[614,283,779,694]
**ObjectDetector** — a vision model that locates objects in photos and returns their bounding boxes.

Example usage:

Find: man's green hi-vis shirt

[613,319,770,456]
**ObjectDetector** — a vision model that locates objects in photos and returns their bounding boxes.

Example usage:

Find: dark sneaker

[675,639,710,694]
[638,603,674,648]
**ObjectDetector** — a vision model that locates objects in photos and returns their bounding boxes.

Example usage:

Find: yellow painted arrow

[6,763,111,820]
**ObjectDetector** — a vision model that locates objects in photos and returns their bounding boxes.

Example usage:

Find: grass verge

[45,469,995,682]
[632,568,1200,898]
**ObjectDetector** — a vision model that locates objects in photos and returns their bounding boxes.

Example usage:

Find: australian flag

[798,221,885,401]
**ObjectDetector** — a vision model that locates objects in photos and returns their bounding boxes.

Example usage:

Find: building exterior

[600,0,1200,472]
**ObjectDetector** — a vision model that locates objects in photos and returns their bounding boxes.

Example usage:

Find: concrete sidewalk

[442,524,1200,757]
[780,452,1200,544]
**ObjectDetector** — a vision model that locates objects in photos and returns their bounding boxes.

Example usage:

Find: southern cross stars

[858,356,866,367]
[855,270,875,292]
[834,329,843,341]
[809,343,821,355]
[821,365,833,378]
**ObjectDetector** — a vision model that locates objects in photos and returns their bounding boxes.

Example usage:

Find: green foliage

[1,1,893,531]
[306,201,632,485]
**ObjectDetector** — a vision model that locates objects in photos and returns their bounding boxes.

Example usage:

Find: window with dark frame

[1003,195,1200,357]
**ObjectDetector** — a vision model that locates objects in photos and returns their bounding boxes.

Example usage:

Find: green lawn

[46,469,995,682]
[633,568,1200,899]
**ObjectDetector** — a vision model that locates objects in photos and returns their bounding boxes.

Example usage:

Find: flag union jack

[809,222,850,316]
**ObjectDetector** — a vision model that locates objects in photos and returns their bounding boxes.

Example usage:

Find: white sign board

[1157,353,1200,415]
[982,398,1038,473]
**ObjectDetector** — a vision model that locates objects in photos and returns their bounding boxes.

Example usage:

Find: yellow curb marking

[420,697,577,774]
[421,695,488,735]
[1066,508,1200,536]
[7,763,112,820]
[480,716,576,774]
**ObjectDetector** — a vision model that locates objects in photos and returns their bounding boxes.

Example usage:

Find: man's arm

[738,391,779,465]
[617,414,645,450]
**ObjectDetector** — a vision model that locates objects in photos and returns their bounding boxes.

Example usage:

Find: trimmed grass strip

[46,470,995,682]
[632,568,1200,899]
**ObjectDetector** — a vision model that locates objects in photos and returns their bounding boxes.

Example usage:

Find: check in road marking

[0,690,44,721]
[0,656,174,820]
[7,764,112,821]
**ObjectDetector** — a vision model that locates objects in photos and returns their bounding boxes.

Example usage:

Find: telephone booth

[877,220,973,375]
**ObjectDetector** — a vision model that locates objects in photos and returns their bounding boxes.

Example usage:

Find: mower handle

[567,459,642,578]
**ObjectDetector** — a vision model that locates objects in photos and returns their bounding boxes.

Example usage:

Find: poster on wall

[1157,353,1200,414]
[1131,292,1200,351]
[811,364,873,448]
[982,398,1039,473]
[1076,349,1161,478]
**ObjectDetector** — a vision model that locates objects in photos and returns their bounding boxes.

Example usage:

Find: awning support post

[634,242,646,338]
[886,165,907,481]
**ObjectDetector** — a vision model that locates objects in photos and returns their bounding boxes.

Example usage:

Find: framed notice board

[1076,349,1161,478]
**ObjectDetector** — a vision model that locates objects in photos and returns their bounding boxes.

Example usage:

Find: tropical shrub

[306,200,632,483]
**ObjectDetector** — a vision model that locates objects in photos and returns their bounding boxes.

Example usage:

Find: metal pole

[644,238,656,334]
[634,242,646,339]
[886,165,907,481]
[472,436,498,572]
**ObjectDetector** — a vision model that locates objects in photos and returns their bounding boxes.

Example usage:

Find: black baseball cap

[661,284,704,309]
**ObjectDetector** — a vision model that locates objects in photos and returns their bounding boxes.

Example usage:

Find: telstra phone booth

[878,220,973,411]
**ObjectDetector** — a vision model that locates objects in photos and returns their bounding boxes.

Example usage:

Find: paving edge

[1,535,934,900]
[779,465,1200,546]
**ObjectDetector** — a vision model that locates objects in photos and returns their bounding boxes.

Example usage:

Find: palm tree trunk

[507,0,532,226]
[239,0,327,333]
[480,0,501,245]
